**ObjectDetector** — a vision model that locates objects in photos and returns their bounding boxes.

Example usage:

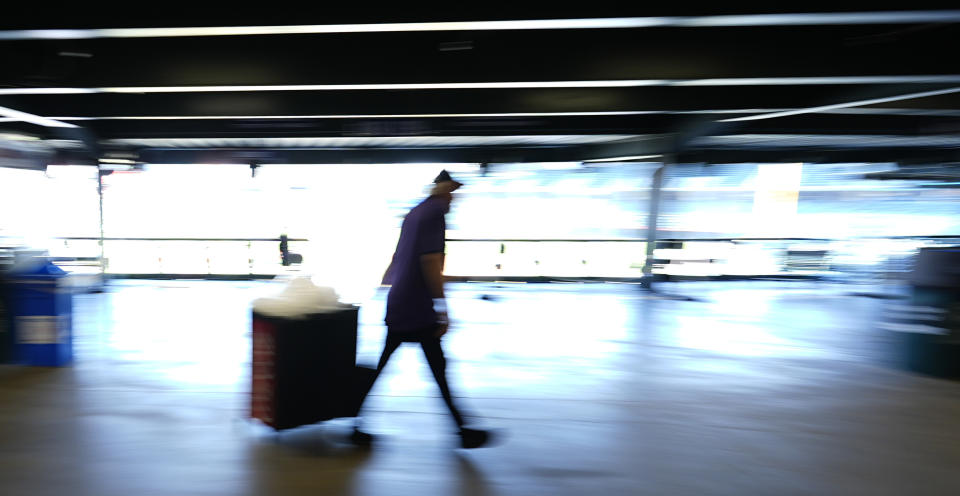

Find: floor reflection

[5,280,950,495]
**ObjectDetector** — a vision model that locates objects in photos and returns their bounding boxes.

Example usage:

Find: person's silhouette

[353,170,491,449]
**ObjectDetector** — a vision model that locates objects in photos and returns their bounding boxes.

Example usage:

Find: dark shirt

[384,196,447,332]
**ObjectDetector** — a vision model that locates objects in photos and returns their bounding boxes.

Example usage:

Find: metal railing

[1,235,956,281]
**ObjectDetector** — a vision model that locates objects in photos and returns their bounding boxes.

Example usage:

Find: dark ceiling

[1,7,959,166]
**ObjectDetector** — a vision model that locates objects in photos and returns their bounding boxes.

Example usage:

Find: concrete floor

[1,280,959,495]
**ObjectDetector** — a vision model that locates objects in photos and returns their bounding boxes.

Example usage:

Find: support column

[97,168,106,277]
[641,157,671,289]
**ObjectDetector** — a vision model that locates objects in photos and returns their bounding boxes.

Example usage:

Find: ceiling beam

[127,145,960,166]
[2,24,958,88]
[5,86,956,119]
[676,148,960,164]
[721,87,960,123]
[134,146,612,165]
[0,103,76,128]
[2,11,958,40]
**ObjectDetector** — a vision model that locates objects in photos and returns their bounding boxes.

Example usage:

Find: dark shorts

[387,326,439,342]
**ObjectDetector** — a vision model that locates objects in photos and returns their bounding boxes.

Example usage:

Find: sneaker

[459,428,492,449]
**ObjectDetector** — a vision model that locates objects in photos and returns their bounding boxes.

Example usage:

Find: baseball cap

[433,169,464,190]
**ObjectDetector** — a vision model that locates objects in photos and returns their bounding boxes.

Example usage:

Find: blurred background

[3,159,959,299]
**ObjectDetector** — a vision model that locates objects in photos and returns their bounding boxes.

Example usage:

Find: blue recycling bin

[9,261,73,366]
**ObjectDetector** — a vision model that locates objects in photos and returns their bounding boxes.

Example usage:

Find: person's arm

[420,253,445,299]
[420,252,448,336]
[417,203,448,336]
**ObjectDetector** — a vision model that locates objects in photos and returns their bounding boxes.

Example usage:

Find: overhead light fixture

[94,80,666,93]
[104,135,640,148]
[98,158,137,164]
[0,105,78,128]
[42,110,773,120]
[585,155,662,163]
[0,81,661,95]
[0,133,41,141]
[16,107,957,122]
[694,134,960,148]
[3,75,958,96]
[0,11,957,40]
[674,75,960,86]
[0,88,98,95]
[55,111,663,120]
[720,86,960,123]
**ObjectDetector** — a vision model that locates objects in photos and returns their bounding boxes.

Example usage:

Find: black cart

[251,305,375,430]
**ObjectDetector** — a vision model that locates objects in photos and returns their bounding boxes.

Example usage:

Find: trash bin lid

[9,260,68,278]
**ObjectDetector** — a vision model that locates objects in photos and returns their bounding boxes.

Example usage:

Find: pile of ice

[252,277,344,317]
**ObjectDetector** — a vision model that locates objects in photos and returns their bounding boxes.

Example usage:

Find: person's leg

[375,334,403,374]
[419,336,466,428]
[359,332,403,405]
[352,332,403,442]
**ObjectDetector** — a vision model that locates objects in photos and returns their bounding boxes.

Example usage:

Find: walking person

[353,170,492,449]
